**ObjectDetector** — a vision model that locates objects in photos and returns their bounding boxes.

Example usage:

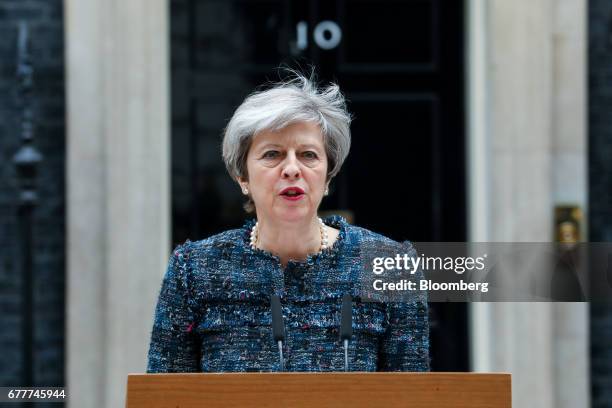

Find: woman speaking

[146,72,430,373]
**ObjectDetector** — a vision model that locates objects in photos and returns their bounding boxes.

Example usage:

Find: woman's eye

[262,150,279,159]
[302,151,318,160]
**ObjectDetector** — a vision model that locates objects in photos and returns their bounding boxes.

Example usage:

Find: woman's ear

[236,177,249,195]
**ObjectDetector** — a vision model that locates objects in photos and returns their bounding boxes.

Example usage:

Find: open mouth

[283,190,302,197]
[280,187,305,199]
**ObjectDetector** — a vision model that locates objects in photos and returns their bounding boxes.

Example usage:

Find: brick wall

[589,1,612,407]
[0,0,65,395]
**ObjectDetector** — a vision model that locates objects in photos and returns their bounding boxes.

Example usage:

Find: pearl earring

[324,187,329,196]
[242,186,249,195]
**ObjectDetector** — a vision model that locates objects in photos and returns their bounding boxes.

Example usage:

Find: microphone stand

[340,293,353,372]
[270,295,286,371]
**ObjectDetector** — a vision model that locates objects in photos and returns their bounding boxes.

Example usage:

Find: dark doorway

[171,0,468,371]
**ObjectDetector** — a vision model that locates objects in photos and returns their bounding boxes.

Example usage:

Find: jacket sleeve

[378,300,430,371]
[146,243,200,372]
[378,241,430,371]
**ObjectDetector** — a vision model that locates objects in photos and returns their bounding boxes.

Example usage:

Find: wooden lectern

[126,372,511,407]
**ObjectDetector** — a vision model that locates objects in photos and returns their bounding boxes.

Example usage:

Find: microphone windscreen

[270,295,285,342]
[340,293,353,341]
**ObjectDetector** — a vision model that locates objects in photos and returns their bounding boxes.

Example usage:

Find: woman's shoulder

[170,225,249,267]
[323,216,417,270]
[346,223,397,244]
[183,224,249,249]
[341,219,416,253]
[323,214,396,242]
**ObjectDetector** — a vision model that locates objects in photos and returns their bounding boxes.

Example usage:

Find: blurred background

[0,0,610,407]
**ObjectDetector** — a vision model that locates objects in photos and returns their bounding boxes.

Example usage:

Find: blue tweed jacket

[146,215,430,372]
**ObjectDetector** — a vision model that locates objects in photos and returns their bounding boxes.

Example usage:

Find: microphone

[339,293,353,371]
[270,294,285,371]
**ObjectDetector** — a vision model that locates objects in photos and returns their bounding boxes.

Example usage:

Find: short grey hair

[222,72,352,183]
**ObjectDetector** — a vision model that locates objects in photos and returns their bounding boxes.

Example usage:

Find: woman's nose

[281,153,301,179]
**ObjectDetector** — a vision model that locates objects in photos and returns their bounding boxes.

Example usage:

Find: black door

[171,0,468,371]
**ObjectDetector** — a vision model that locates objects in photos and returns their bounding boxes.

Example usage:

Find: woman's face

[242,121,328,224]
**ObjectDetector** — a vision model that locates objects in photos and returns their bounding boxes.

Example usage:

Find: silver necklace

[250,217,329,253]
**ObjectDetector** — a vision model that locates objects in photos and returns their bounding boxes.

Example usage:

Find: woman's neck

[255,216,322,267]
